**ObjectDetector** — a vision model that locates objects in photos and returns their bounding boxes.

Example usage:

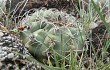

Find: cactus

[19,8,86,65]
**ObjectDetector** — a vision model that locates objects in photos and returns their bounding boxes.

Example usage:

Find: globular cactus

[19,8,86,65]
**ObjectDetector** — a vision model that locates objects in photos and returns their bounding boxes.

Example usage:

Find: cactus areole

[19,8,86,64]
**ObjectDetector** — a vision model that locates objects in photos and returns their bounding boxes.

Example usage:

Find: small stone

[9,44,13,47]
[16,44,20,46]
[13,41,18,45]
[0,32,4,37]
[2,47,8,51]
[0,54,5,58]
[7,53,14,59]
[0,57,6,61]
[6,36,12,41]
[2,37,7,40]
[11,37,15,42]
[5,40,12,43]
[89,22,98,29]
[0,43,3,45]
[13,45,18,48]
[2,52,7,56]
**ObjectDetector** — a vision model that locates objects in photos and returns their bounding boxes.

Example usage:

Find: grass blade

[91,0,110,33]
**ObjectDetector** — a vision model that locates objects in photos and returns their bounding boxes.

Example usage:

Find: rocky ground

[0,30,42,70]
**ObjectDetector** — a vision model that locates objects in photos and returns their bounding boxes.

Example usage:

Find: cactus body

[19,8,86,64]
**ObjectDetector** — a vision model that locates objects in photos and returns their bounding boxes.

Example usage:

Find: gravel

[0,30,28,61]
[0,30,42,70]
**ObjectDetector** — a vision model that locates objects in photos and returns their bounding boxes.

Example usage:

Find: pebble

[1,47,8,51]
[0,57,5,61]
[11,37,15,42]
[0,32,4,37]
[13,45,18,48]
[0,54,5,58]
[6,36,12,41]
[9,44,13,47]
[0,43,3,46]
[4,40,11,43]
[7,53,14,59]
[2,37,7,40]
[3,52,7,55]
